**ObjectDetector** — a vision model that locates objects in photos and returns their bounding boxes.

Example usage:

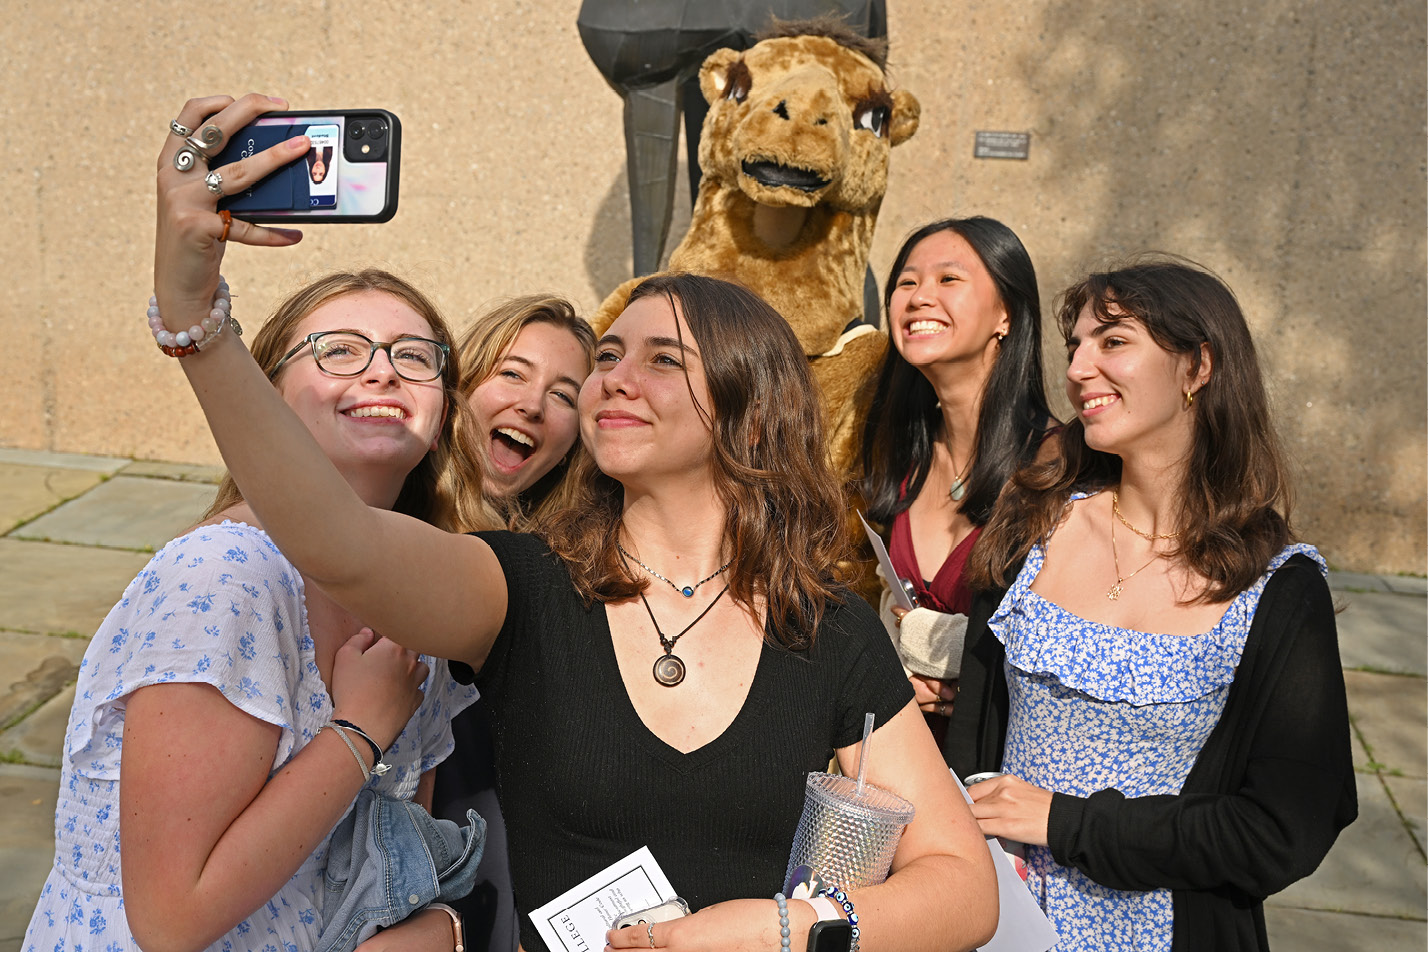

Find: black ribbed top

[467,531,912,951]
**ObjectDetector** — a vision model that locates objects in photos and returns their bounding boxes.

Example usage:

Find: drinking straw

[855,711,875,796]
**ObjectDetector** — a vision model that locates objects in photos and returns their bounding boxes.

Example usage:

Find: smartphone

[212,109,400,223]
[612,898,691,929]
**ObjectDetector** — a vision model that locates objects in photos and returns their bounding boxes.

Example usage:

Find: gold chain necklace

[1107,506,1163,600]
[1112,491,1180,541]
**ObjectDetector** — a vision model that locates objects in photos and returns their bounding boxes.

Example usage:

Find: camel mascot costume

[593,18,920,476]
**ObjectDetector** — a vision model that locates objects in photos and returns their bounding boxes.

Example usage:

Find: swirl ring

[173,146,204,172]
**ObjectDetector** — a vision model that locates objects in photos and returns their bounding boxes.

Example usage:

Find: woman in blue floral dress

[949,259,1357,950]
[24,260,495,951]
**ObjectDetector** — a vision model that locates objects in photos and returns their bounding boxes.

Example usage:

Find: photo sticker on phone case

[305,124,339,209]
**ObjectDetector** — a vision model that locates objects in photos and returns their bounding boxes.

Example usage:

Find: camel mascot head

[595,18,920,474]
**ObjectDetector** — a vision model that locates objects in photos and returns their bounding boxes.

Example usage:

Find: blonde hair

[456,295,595,525]
[203,269,501,533]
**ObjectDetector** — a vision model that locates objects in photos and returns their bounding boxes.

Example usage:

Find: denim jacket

[318,788,486,950]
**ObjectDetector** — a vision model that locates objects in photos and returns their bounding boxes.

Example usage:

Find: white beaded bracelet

[147,277,241,357]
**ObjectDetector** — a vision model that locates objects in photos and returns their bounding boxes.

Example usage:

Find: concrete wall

[3,0,1423,574]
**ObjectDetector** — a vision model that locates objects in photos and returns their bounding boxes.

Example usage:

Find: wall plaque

[974,131,1031,160]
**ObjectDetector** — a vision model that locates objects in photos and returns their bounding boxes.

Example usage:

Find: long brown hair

[969,257,1292,603]
[538,273,849,646]
[455,294,595,526]
[203,269,500,533]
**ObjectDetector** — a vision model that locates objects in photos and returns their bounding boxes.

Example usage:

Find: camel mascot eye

[853,99,892,138]
[722,60,752,104]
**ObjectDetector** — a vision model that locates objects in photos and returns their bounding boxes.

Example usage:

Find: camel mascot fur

[592,19,920,475]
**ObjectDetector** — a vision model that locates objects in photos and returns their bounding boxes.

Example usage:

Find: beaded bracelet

[774,892,791,953]
[332,718,391,777]
[818,886,860,952]
[147,277,241,357]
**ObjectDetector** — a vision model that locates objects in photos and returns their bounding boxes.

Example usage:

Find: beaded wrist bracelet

[774,892,791,953]
[818,886,860,952]
[147,277,241,357]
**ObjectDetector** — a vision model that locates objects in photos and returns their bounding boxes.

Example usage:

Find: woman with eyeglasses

[133,93,999,952]
[24,267,502,952]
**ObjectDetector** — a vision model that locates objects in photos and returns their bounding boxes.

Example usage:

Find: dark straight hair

[861,216,1055,525]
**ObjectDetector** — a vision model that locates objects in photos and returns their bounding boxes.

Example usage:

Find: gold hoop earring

[1185,388,1196,409]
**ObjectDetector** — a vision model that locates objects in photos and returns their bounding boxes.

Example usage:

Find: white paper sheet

[859,510,916,610]
[529,845,678,952]
[950,772,1061,952]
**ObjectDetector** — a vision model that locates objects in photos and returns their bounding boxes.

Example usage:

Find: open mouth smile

[490,426,536,472]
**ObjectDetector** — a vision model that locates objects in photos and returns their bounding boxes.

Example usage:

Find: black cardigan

[944,554,1358,950]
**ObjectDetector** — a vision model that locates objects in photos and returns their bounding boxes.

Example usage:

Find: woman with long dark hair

[950,258,1357,949]
[144,93,998,951]
[861,217,1054,726]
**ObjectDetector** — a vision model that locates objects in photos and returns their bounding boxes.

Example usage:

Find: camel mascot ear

[699,48,745,105]
[888,88,921,147]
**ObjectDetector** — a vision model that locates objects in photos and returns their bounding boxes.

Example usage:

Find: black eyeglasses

[270,331,450,382]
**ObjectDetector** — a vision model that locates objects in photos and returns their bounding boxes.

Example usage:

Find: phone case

[214,109,401,223]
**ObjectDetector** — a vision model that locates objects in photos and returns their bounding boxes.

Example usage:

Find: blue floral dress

[23,522,478,952]
[990,494,1324,951]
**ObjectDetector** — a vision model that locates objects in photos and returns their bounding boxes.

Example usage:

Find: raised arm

[153,94,502,668]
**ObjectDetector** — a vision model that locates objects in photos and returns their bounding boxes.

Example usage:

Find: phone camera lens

[349,122,366,140]
[368,123,386,140]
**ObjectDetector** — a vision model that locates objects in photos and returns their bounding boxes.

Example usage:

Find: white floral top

[23,522,478,952]
[990,494,1323,951]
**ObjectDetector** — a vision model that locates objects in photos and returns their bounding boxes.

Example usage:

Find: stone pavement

[0,447,1423,951]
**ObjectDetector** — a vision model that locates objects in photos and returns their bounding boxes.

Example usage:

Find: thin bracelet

[331,718,391,776]
[774,893,791,953]
[322,722,371,782]
[426,902,464,952]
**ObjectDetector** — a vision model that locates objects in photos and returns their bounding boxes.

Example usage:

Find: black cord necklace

[619,548,729,686]
[636,585,729,686]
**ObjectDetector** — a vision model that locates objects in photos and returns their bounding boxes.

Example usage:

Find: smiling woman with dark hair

[861,216,1056,732]
[139,93,998,952]
[950,257,1357,950]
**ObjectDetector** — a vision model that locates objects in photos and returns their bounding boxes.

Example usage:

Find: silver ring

[184,134,217,158]
[170,119,193,138]
[173,145,204,172]
[204,171,225,196]
[196,123,224,148]
[645,921,655,948]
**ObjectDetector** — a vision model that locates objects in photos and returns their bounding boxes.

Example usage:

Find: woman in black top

[152,93,997,951]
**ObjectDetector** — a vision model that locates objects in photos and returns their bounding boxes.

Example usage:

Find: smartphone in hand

[213,109,400,223]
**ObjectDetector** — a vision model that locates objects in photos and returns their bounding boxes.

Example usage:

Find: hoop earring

[1185,388,1196,409]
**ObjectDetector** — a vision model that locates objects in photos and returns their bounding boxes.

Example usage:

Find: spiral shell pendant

[653,653,687,686]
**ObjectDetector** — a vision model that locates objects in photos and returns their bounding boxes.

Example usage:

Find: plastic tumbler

[782,771,916,893]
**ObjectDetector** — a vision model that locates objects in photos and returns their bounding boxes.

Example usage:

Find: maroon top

[889,506,981,616]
